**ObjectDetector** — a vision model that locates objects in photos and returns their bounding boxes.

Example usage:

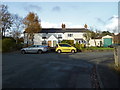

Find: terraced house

[24,24,88,47]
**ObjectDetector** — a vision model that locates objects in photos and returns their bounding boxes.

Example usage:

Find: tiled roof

[24,28,89,33]
[40,28,88,33]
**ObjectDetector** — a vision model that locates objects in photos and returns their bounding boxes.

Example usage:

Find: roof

[24,28,89,33]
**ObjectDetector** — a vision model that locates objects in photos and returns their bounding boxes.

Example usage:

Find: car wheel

[21,50,25,54]
[57,50,61,53]
[71,49,75,53]
[38,50,42,54]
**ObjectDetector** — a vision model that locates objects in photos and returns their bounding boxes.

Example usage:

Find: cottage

[89,35,114,47]
[24,24,88,47]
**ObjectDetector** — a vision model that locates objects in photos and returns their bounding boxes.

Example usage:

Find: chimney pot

[62,23,66,28]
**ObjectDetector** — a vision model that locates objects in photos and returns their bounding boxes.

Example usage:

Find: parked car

[55,43,77,53]
[21,45,49,54]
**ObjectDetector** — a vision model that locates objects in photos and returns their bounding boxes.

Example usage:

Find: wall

[64,32,85,40]
[24,32,86,46]
[113,34,120,44]
[89,39,102,47]
[34,33,42,45]
[47,35,58,47]
[33,33,64,47]
[114,46,120,67]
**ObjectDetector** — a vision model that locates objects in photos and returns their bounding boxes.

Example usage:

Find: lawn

[81,47,114,52]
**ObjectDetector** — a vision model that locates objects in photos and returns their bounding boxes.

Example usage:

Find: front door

[53,41,57,47]
[48,41,52,47]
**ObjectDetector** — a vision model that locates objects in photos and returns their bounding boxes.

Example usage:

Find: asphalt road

[2,51,120,88]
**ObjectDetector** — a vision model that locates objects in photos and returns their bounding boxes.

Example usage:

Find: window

[37,45,42,47]
[58,34,62,37]
[59,44,71,47]
[42,34,47,39]
[68,34,73,37]
[58,34,62,39]
[42,41,47,45]
[42,36,46,39]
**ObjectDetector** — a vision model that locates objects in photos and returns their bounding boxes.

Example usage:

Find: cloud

[24,4,42,12]
[69,25,84,28]
[103,15,118,33]
[41,21,59,28]
[52,6,61,12]
[41,21,83,28]
[96,15,118,33]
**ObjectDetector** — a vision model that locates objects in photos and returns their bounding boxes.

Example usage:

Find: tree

[101,31,112,36]
[88,26,103,47]
[10,14,24,44]
[23,12,41,45]
[83,30,92,47]
[0,4,13,37]
[89,27,98,46]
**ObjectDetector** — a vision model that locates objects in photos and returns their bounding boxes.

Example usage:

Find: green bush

[75,42,81,49]
[61,40,74,46]
[2,38,16,52]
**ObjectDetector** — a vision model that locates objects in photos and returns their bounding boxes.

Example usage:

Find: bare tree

[10,14,24,44]
[0,4,13,37]
[83,30,92,47]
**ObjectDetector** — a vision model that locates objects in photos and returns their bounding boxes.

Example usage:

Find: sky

[1,1,118,33]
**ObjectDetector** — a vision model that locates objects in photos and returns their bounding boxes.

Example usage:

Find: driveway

[2,51,119,88]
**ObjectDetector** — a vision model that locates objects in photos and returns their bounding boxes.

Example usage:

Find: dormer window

[58,34,62,39]
[68,34,73,37]
[42,36,46,39]
[42,34,47,39]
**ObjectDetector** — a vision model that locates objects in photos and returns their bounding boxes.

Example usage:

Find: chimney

[61,23,66,29]
[84,24,88,29]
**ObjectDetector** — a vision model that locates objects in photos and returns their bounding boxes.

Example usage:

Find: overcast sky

[1,1,118,33]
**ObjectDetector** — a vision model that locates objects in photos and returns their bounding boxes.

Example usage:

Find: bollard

[114,46,120,67]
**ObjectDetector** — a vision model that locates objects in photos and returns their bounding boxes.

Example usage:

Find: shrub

[75,42,80,49]
[2,38,16,52]
[75,42,83,49]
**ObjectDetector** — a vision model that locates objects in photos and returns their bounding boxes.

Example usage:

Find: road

[2,51,119,88]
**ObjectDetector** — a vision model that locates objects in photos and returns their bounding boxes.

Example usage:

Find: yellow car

[55,43,77,53]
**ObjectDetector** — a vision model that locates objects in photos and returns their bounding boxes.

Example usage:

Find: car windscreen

[59,44,71,47]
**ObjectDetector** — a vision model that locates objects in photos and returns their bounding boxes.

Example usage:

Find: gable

[47,35,58,40]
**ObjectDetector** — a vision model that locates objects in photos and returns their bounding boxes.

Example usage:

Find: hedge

[2,38,16,52]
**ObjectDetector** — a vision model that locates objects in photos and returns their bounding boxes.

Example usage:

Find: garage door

[103,38,112,47]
